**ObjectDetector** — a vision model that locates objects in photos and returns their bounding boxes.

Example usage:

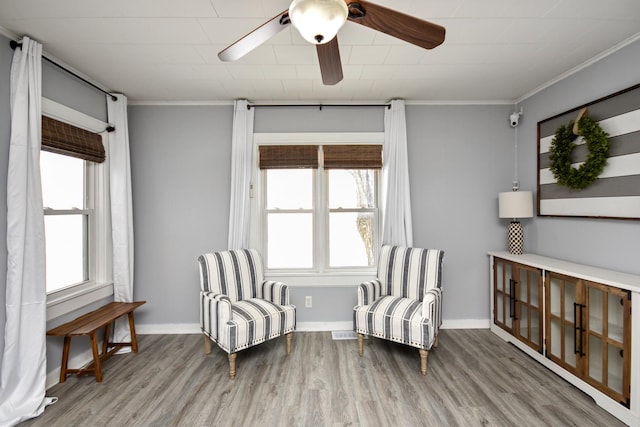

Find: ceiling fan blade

[218,9,291,62]
[346,1,445,49]
[316,36,343,85]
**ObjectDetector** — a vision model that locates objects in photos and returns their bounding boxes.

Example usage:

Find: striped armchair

[353,245,444,376]
[198,249,296,379]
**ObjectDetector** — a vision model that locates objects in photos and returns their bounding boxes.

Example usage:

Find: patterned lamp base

[507,221,524,255]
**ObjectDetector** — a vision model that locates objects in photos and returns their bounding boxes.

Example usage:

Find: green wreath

[549,115,609,190]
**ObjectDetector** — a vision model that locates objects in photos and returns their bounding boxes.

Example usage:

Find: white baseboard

[136,322,354,334]
[136,323,201,334]
[134,319,491,335]
[296,321,353,331]
[442,319,490,329]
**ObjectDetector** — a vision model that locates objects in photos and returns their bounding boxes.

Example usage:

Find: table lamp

[499,190,533,255]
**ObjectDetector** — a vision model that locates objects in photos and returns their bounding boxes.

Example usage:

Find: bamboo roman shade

[259,145,319,169]
[259,144,382,169]
[323,145,382,169]
[41,116,105,163]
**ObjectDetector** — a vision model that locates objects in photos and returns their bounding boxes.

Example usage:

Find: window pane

[329,212,375,267]
[329,170,375,209]
[266,169,312,209]
[267,213,313,268]
[41,151,84,209]
[45,214,87,292]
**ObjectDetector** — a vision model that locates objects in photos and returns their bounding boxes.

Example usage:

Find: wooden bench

[47,301,146,383]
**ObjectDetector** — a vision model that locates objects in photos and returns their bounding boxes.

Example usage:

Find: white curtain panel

[106,94,135,345]
[227,99,255,249]
[381,99,414,247]
[0,36,55,426]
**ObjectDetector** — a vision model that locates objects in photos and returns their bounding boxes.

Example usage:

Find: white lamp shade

[499,191,533,219]
[289,0,348,44]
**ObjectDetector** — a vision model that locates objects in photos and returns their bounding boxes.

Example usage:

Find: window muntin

[261,146,379,272]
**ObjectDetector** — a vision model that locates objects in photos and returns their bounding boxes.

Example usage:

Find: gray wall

[520,39,640,275]
[128,103,513,325]
[254,106,384,132]
[128,106,389,326]
[407,105,513,320]
[41,60,108,122]
[127,105,233,326]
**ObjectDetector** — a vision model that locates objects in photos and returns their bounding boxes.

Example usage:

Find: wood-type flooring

[20,329,625,426]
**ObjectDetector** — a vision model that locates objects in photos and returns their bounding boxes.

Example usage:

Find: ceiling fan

[218,0,446,85]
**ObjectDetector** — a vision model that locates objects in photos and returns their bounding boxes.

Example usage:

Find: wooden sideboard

[489,252,640,426]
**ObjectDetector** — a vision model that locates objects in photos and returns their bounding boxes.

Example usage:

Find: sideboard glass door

[545,272,581,377]
[494,258,514,333]
[516,264,543,352]
[584,281,631,406]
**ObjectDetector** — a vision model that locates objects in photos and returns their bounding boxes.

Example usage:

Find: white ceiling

[1,0,639,104]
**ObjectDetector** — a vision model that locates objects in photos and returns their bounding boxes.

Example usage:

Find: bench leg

[60,336,71,383]
[90,332,103,382]
[128,311,139,353]
[103,322,112,354]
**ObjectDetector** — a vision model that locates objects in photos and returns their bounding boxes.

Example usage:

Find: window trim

[251,132,384,281]
[42,97,113,320]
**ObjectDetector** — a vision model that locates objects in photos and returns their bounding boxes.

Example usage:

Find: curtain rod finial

[9,40,22,50]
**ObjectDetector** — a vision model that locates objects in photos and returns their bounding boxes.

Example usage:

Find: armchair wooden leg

[419,349,429,376]
[228,353,237,379]
[204,335,212,354]
[286,332,293,355]
[434,335,439,348]
[357,333,364,357]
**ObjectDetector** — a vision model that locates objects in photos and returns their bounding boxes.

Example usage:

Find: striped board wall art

[537,83,640,220]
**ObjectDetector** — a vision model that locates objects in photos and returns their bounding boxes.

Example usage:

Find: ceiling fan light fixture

[289,0,348,44]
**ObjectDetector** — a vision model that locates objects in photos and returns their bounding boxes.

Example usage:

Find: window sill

[265,272,376,287]
[46,281,114,321]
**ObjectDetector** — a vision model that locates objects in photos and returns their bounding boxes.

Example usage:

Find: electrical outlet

[305,296,312,308]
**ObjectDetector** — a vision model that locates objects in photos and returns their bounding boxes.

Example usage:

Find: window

[39,102,113,320]
[327,169,377,268]
[258,142,381,273]
[41,151,89,292]
[266,168,314,268]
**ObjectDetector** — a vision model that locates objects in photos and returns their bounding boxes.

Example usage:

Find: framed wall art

[537,83,640,220]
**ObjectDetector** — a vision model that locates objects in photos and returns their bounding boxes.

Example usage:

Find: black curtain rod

[247,103,390,110]
[10,40,118,102]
